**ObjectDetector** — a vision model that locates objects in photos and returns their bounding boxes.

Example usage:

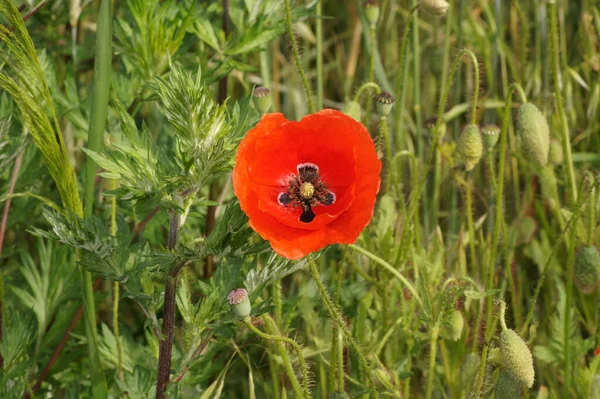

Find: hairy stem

[425,323,440,399]
[316,0,323,110]
[284,0,314,113]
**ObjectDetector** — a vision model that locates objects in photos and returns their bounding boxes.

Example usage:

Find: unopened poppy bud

[481,124,501,152]
[499,329,535,388]
[363,0,380,27]
[457,124,483,171]
[517,103,550,167]
[375,91,395,117]
[442,309,464,341]
[420,0,449,16]
[494,370,522,399]
[548,138,563,166]
[253,87,272,114]
[227,288,251,319]
[341,101,362,121]
[574,246,600,294]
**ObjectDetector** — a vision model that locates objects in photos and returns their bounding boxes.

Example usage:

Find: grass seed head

[420,0,450,16]
[499,329,535,388]
[517,103,550,167]
[574,246,600,294]
[457,124,483,171]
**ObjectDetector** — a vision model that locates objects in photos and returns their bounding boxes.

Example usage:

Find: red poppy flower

[233,109,381,259]
[595,346,600,356]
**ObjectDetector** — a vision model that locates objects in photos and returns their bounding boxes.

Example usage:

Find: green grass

[1,0,600,398]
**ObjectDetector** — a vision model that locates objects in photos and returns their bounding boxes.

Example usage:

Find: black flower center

[277,163,336,223]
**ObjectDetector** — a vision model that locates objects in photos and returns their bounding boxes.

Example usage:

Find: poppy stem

[246,316,309,399]
[353,82,381,105]
[284,0,315,113]
[308,258,379,396]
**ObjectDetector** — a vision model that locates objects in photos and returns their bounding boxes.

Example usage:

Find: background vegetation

[1,0,599,398]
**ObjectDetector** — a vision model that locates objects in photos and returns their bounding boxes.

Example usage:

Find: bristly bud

[494,370,522,399]
[517,103,550,167]
[499,329,535,388]
[481,124,501,152]
[442,309,464,341]
[253,87,272,114]
[341,101,362,121]
[457,124,483,171]
[375,91,395,117]
[548,138,564,166]
[363,0,380,27]
[227,288,251,319]
[574,246,600,294]
[420,0,450,16]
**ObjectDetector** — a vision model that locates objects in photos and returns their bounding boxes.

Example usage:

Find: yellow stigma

[299,182,315,199]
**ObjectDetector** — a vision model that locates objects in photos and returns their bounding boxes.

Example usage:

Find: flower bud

[460,353,480,390]
[499,329,535,388]
[375,91,395,117]
[253,87,272,114]
[227,288,251,319]
[574,246,600,294]
[494,370,522,399]
[457,124,483,171]
[548,138,564,166]
[481,124,501,152]
[363,0,380,27]
[517,103,550,167]
[442,309,464,341]
[420,0,450,16]
[341,101,362,121]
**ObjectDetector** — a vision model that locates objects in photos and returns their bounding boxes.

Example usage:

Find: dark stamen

[299,207,315,223]
[298,163,319,182]
[322,192,336,205]
[278,192,292,205]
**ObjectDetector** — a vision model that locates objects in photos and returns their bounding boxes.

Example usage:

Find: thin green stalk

[273,280,283,326]
[247,316,309,399]
[364,23,376,124]
[259,46,272,89]
[425,323,440,399]
[316,0,323,110]
[548,0,577,203]
[349,244,423,308]
[307,258,378,395]
[111,190,123,381]
[81,0,112,395]
[588,174,596,246]
[394,6,417,149]
[284,0,314,113]
[328,257,345,395]
[465,179,477,272]
[353,82,382,104]
[380,116,393,192]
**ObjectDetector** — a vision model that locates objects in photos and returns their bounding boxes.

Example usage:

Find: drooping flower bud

[481,124,501,152]
[420,0,450,16]
[341,101,362,121]
[574,246,600,294]
[227,288,251,319]
[363,0,380,27]
[442,309,464,341]
[548,138,564,166]
[517,103,550,167]
[494,370,522,399]
[499,329,535,388]
[375,91,395,117]
[253,87,272,114]
[457,124,483,171]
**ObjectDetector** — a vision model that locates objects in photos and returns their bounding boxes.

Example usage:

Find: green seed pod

[460,353,481,391]
[252,86,272,114]
[499,329,535,388]
[548,138,564,166]
[481,124,501,152]
[375,91,395,117]
[363,0,380,27]
[574,246,600,295]
[517,103,550,167]
[341,101,362,121]
[457,124,483,171]
[494,370,522,399]
[227,288,251,319]
[420,0,450,16]
[442,309,464,341]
